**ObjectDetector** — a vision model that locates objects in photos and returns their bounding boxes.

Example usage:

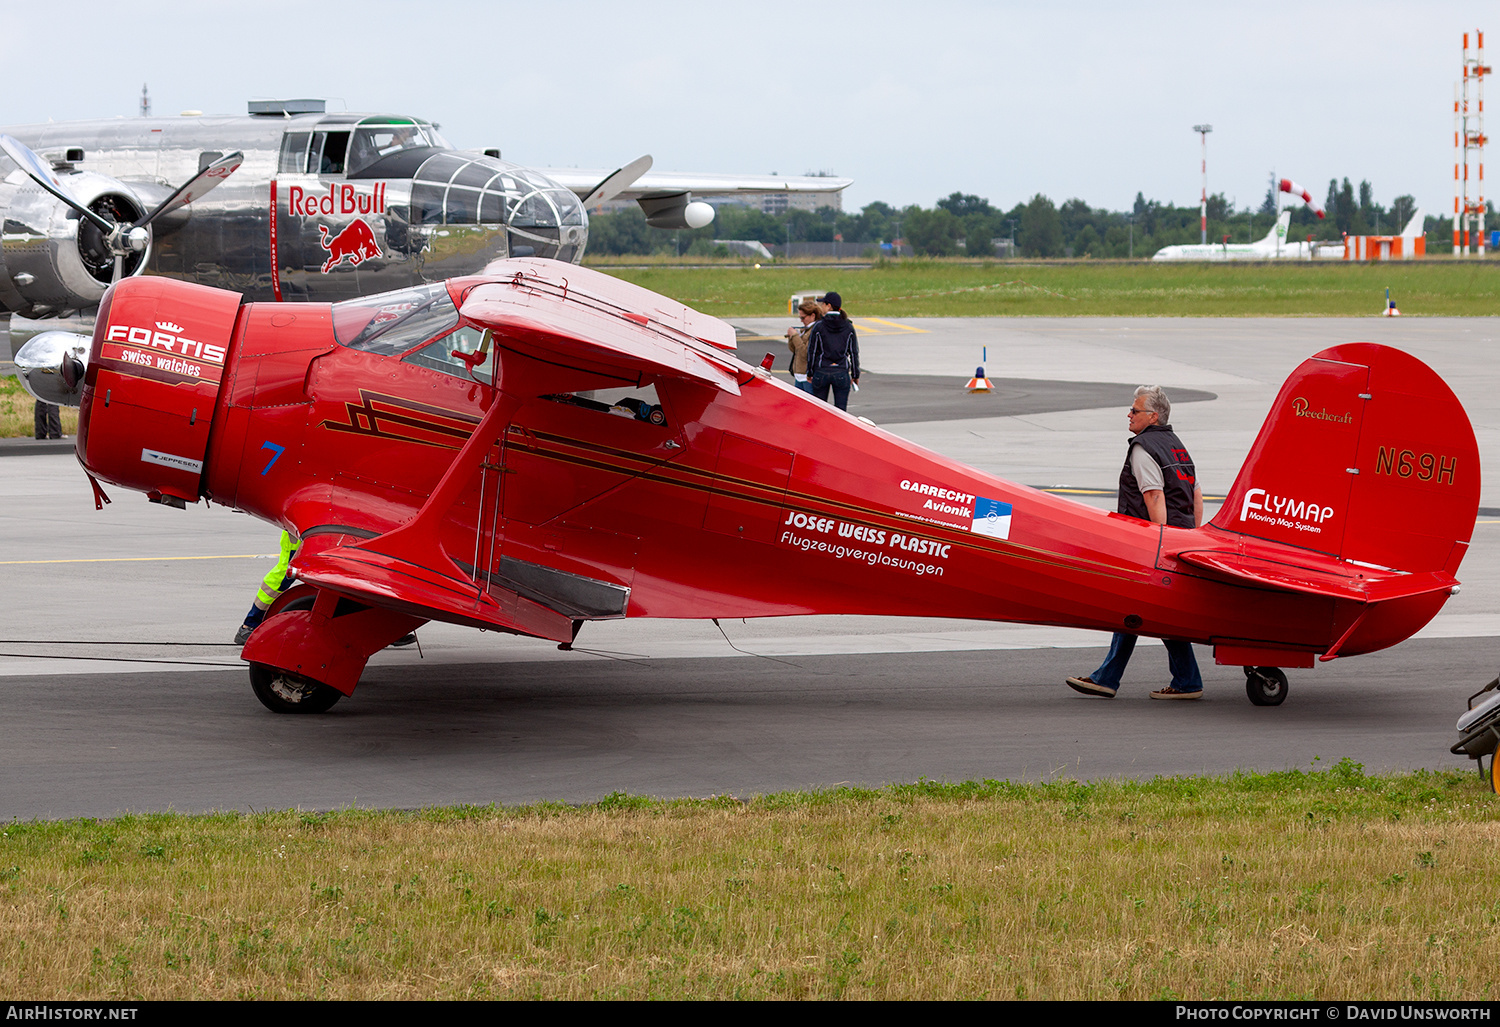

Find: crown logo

[155,321,183,333]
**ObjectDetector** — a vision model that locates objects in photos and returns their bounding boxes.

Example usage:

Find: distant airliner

[1152,209,1425,261]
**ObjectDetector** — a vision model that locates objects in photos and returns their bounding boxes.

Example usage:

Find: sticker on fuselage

[141,449,203,474]
[970,498,1013,540]
[779,509,949,577]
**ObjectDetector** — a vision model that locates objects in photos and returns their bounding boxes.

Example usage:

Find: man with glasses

[1066,385,1206,700]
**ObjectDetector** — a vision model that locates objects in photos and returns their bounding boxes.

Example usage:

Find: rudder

[1211,343,1479,576]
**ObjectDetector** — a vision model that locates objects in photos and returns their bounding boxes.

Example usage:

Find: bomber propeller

[0,134,243,283]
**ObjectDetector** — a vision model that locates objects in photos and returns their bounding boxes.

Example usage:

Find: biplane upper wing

[463,259,742,392]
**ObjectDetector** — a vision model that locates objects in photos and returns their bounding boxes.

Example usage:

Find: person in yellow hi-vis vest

[234,530,301,645]
[233,531,416,648]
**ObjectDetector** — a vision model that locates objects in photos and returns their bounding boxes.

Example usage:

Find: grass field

[4,766,1497,1000]
[0,375,75,439]
[594,258,1500,318]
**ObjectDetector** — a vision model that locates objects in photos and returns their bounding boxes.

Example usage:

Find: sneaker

[1149,685,1203,700]
[390,633,418,648]
[1065,675,1117,698]
[233,624,253,646]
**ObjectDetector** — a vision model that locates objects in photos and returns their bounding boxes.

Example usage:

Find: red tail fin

[1211,343,1479,576]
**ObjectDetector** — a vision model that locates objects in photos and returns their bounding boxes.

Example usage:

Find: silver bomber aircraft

[1,98,853,326]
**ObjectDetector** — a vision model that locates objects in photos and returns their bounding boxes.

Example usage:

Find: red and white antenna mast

[1194,124,1213,245]
[1454,30,1489,256]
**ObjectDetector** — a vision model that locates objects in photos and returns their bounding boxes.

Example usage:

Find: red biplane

[65,260,1479,712]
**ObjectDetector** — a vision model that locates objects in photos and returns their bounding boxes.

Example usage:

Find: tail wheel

[1488,749,1500,795]
[1244,666,1289,706]
[247,594,342,714]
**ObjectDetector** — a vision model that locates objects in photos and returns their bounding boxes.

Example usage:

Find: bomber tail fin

[1201,344,1479,654]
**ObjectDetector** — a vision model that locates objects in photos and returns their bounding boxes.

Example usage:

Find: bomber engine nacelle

[637,192,715,230]
[76,277,243,506]
[0,169,151,316]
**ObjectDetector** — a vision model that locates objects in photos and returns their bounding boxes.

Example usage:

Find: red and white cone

[966,366,991,393]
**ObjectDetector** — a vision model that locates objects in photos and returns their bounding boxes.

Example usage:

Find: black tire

[246,595,341,714]
[249,662,343,714]
[1245,666,1289,707]
[1487,749,1500,795]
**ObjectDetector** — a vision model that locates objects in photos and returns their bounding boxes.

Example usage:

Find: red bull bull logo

[319,220,382,273]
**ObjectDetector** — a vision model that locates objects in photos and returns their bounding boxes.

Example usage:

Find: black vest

[1118,424,1197,528]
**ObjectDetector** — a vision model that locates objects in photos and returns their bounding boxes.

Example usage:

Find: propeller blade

[580,154,652,209]
[0,134,115,233]
[133,150,244,229]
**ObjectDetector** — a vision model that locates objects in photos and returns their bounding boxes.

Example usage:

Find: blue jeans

[1090,632,1202,692]
[810,366,851,410]
[794,378,814,394]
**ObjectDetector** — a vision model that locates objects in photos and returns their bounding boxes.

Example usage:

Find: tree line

[586,179,1448,259]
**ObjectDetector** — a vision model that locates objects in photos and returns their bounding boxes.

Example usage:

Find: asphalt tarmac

[2,315,1497,818]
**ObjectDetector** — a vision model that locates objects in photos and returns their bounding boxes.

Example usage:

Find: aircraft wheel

[246,595,341,714]
[249,662,342,714]
[1487,749,1500,795]
[1244,667,1289,707]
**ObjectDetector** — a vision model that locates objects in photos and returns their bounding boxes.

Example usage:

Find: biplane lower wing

[292,543,576,642]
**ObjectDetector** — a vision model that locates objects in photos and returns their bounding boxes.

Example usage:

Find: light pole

[1193,124,1213,245]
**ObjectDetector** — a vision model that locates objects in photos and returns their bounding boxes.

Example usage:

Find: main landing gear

[246,594,343,714]
[249,661,343,714]
[1244,666,1289,706]
[239,586,426,715]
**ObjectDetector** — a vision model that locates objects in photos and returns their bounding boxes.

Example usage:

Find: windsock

[1279,178,1326,218]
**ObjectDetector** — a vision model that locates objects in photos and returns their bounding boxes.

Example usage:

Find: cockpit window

[310,131,349,175]
[403,325,494,384]
[332,283,459,356]
[346,119,445,176]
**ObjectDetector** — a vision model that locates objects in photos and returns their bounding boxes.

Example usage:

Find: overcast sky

[3,1,1487,217]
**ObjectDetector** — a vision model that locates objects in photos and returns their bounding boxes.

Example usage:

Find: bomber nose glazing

[409,152,587,263]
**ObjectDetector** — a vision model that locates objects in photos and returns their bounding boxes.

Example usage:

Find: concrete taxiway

[1,316,1496,818]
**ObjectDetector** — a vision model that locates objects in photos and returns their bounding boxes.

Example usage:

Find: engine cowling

[77,277,243,504]
[0,170,150,316]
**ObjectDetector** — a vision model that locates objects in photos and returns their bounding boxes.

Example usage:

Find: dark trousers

[33,402,61,440]
[810,366,851,411]
[1091,632,1203,692]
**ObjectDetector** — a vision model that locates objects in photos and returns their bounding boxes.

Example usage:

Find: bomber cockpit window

[332,284,459,356]
[310,131,350,175]
[346,119,445,176]
[278,132,311,173]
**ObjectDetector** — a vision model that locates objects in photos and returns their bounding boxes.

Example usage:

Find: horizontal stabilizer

[1176,548,1457,603]
[294,544,576,642]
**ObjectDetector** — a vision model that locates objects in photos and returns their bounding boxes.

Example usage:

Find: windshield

[346,119,447,176]
[332,283,459,356]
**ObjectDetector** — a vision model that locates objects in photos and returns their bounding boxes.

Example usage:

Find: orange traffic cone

[1381,287,1400,317]
[966,366,991,393]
